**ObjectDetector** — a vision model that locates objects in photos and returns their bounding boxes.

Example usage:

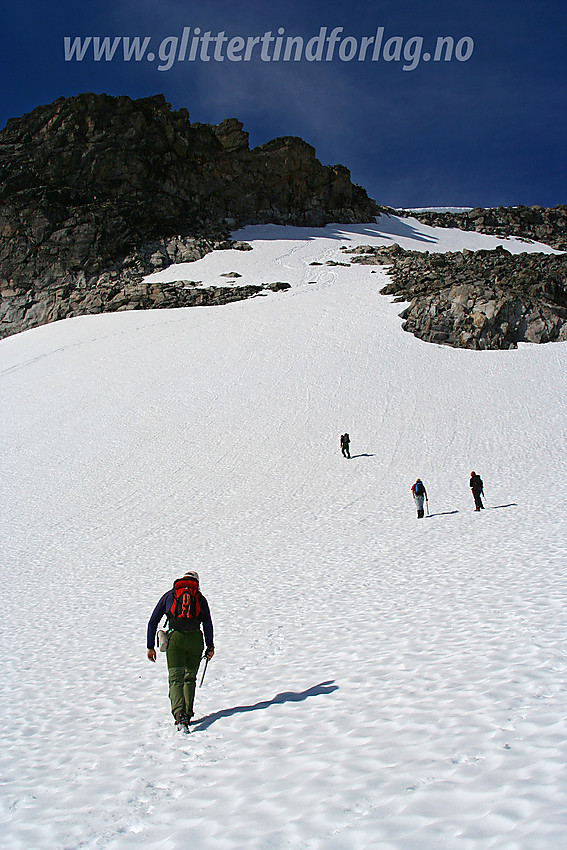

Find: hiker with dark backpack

[411,478,428,518]
[340,433,351,458]
[147,570,214,729]
[470,471,485,511]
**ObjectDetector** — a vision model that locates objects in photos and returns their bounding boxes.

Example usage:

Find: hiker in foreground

[411,478,428,518]
[340,433,351,458]
[470,471,485,511]
[147,570,214,729]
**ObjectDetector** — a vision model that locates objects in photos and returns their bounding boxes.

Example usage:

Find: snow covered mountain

[1,216,566,849]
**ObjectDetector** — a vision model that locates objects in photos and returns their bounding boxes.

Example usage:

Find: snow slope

[1,215,566,849]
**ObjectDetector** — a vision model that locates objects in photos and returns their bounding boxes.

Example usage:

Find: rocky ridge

[345,243,567,349]
[397,205,567,252]
[1,93,565,348]
[0,92,377,338]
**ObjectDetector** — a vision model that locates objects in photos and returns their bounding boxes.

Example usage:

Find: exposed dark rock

[2,92,565,349]
[396,206,567,252]
[0,234,278,332]
[345,243,567,349]
[0,92,378,338]
[265,281,291,292]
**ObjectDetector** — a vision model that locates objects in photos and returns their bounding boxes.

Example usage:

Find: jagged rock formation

[346,244,567,349]
[1,92,565,348]
[0,92,377,338]
[397,205,567,252]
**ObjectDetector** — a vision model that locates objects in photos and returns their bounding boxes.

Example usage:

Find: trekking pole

[426,498,429,517]
[199,655,209,688]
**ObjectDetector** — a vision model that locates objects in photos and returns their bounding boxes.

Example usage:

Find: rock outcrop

[0,92,378,338]
[1,93,565,348]
[0,234,295,333]
[398,205,567,252]
[346,243,567,349]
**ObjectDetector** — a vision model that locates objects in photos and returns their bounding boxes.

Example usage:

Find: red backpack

[168,577,202,632]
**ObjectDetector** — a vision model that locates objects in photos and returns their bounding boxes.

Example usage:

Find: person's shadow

[349,453,375,459]
[427,504,517,517]
[192,681,338,730]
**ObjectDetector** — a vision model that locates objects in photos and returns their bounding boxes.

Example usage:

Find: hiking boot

[174,711,190,727]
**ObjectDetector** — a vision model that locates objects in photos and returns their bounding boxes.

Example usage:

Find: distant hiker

[147,570,214,729]
[340,433,351,458]
[411,478,428,518]
[470,471,485,511]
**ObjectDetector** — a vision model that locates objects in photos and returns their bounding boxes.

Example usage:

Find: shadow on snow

[192,681,338,730]
[426,504,516,517]
[232,215,437,246]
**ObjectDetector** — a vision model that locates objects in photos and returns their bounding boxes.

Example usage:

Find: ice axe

[199,654,209,688]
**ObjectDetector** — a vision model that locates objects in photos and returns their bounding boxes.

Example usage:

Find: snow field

[1,216,566,848]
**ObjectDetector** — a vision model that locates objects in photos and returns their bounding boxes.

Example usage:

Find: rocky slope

[346,243,567,349]
[0,92,377,338]
[398,205,567,252]
[0,93,565,347]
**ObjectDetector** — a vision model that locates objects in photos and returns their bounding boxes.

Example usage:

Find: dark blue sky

[1,0,565,208]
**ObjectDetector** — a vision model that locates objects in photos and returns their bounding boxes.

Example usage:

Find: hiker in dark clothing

[340,433,351,458]
[147,570,214,728]
[411,478,428,518]
[470,471,484,511]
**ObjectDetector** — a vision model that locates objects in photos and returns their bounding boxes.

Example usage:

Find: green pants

[166,630,204,718]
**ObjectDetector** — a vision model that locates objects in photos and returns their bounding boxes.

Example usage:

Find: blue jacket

[147,588,214,650]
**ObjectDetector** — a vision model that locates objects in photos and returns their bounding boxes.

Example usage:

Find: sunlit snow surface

[1,215,566,849]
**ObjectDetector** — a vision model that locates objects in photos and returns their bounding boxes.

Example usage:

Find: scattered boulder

[265,281,291,292]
